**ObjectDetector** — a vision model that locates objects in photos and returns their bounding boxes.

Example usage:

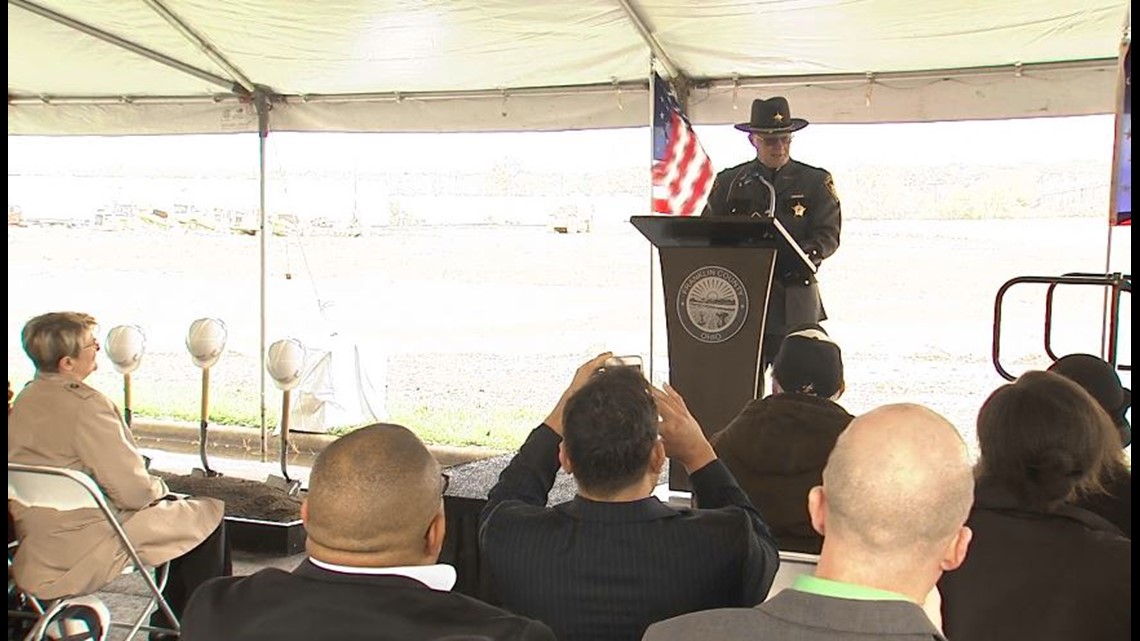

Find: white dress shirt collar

[308,558,457,591]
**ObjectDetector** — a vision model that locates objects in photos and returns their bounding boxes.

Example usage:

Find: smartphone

[605,355,644,372]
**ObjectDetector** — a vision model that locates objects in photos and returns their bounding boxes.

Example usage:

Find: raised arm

[653,382,780,604]
[481,353,613,520]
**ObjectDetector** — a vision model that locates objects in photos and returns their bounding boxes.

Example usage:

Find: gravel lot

[7,218,1131,459]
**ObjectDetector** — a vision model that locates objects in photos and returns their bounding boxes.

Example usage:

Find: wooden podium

[631,215,815,490]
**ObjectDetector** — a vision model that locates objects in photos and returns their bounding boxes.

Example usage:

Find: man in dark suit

[180,424,554,641]
[703,96,842,377]
[479,353,780,641]
[644,404,975,641]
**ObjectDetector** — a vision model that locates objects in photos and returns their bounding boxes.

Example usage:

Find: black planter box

[225,516,305,556]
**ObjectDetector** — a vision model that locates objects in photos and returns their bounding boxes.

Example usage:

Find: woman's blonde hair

[21,312,98,373]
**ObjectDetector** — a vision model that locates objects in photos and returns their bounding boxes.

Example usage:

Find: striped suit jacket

[479,424,780,641]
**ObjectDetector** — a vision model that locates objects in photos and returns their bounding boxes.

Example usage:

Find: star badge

[792,202,806,217]
[773,113,784,122]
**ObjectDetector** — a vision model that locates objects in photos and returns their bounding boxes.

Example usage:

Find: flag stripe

[652,73,714,216]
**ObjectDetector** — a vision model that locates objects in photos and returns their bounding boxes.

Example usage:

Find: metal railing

[992,272,1130,381]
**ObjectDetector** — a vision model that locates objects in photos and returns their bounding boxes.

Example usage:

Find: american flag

[652,73,714,216]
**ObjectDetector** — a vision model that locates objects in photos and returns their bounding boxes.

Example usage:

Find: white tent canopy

[8,0,1130,135]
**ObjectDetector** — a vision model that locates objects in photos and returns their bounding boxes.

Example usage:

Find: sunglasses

[754,135,793,147]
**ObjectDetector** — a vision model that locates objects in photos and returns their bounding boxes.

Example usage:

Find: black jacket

[479,424,779,641]
[938,482,1131,641]
[703,158,841,285]
[180,559,555,641]
[712,393,853,553]
[703,158,840,334]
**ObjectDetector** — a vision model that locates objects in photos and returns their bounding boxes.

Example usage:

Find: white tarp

[289,341,387,434]
[7,0,1130,135]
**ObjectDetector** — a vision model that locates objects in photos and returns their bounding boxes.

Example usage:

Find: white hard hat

[186,318,228,369]
[105,325,146,374]
[267,338,306,391]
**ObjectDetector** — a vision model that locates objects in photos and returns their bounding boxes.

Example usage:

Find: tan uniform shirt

[9,372,223,599]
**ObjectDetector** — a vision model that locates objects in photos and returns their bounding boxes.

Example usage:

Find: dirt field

[6,218,1131,457]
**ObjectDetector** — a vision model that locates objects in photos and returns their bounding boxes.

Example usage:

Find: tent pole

[1100,222,1113,359]
[647,58,656,386]
[1101,34,1128,360]
[257,93,270,462]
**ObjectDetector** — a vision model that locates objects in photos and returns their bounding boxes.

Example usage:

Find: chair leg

[119,562,178,640]
[24,598,65,641]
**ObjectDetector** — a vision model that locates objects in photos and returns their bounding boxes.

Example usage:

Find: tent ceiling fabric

[7,0,1129,134]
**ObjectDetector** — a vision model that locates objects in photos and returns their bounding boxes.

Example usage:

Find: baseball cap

[772,325,844,399]
[1048,354,1131,447]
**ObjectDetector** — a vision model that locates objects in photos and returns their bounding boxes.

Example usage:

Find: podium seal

[677,266,749,344]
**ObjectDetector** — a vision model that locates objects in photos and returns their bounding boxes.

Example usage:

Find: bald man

[644,404,975,641]
[180,424,554,641]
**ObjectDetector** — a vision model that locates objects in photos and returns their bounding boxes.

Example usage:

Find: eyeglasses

[80,338,100,351]
[440,472,451,495]
[754,134,793,147]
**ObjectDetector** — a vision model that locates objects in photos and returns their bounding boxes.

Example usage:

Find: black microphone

[737,168,762,187]
[733,169,776,218]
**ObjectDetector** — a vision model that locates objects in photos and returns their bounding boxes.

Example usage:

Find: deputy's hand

[544,352,612,436]
[652,383,716,473]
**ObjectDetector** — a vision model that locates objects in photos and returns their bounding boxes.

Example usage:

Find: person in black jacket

[1048,353,1131,537]
[480,353,780,641]
[938,371,1130,641]
[703,96,841,378]
[712,325,854,553]
[181,424,554,641]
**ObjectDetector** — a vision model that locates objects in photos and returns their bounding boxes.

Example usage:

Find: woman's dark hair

[976,370,1120,510]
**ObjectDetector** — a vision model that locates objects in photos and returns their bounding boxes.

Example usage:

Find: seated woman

[1048,353,1131,537]
[938,371,1130,641]
[711,325,853,553]
[8,312,230,636]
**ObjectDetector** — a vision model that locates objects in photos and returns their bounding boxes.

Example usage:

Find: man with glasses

[704,97,842,378]
[182,423,554,641]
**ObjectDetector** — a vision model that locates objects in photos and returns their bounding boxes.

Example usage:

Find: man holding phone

[479,353,779,641]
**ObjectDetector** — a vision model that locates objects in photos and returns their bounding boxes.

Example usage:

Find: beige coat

[8,373,224,600]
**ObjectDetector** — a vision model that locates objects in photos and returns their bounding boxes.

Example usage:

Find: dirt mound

[157,471,302,522]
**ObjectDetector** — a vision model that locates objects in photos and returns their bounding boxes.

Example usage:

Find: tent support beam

[698,57,1115,90]
[11,57,1112,108]
[616,0,683,80]
[141,0,258,94]
[9,0,241,93]
[255,92,271,461]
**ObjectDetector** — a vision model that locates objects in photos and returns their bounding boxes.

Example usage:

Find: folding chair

[7,462,179,640]
[765,550,820,601]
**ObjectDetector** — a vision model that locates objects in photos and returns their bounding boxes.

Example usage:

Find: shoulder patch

[64,381,97,400]
[825,174,840,204]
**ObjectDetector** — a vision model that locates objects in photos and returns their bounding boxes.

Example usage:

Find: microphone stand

[753,174,777,218]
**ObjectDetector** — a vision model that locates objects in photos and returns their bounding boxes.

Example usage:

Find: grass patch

[10,360,537,450]
[125,402,537,450]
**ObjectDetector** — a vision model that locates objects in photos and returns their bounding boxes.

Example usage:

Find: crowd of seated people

[9,311,1132,640]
